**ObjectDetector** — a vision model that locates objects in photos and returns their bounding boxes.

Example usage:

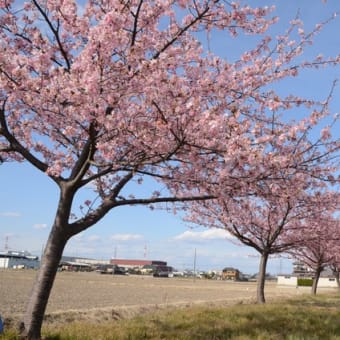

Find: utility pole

[193,248,197,283]
[4,235,9,251]
[40,244,45,268]
[143,244,147,259]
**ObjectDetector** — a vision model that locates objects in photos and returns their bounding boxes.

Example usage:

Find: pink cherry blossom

[0,1,339,338]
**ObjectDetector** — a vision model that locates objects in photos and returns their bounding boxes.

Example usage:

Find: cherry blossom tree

[0,0,339,338]
[183,121,340,304]
[184,183,337,303]
[289,213,340,295]
[329,241,340,290]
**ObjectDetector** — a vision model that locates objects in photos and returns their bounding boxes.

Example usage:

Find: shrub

[297,278,313,286]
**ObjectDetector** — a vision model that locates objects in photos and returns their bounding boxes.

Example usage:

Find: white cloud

[174,228,232,241]
[33,223,48,230]
[0,212,21,217]
[87,235,101,242]
[70,233,101,243]
[110,233,144,241]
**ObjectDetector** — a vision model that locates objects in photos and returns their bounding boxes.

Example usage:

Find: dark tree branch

[153,4,212,60]
[69,122,98,185]
[0,104,49,175]
[108,171,135,200]
[130,0,144,47]
[32,0,71,71]
[69,194,214,236]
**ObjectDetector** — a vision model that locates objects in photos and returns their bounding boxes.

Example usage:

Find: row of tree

[185,167,340,302]
[0,1,339,339]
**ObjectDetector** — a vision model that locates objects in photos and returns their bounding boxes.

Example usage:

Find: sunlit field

[1,270,339,339]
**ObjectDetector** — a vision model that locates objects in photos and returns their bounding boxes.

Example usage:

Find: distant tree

[289,212,340,295]
[184,187,332,302]
[0,1,339,338]
[329,246,340,291]
[184,130,340,304]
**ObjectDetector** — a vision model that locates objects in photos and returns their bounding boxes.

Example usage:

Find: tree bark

[333,270,340,292]
[20,224,69,339]
[311,266,322,295]
[256,252,269,304]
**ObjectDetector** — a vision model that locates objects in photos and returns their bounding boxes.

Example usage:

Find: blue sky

[0,1,339,275]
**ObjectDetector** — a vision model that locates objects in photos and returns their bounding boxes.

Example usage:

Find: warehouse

[110,258,166,269]
[0,250,39,269]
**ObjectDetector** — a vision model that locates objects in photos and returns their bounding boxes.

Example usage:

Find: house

[222,267,240,281]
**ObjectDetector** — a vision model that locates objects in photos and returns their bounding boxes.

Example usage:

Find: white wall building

[277,275,298,286]
[277,275,338,288]
[0,251,39,269]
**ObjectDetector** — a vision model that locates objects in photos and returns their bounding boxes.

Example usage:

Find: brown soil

[0,269,331,327]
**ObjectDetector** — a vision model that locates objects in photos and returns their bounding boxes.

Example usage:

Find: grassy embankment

[2,294,340,339]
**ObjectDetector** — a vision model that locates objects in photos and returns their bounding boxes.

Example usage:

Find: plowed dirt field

[0,270,333,326]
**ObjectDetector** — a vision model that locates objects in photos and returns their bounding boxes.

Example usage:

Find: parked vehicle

[153,266,173,278]
[98,264,128,275]
[113,265,128,275]
[97,264,114,274]
[140,264,156,275]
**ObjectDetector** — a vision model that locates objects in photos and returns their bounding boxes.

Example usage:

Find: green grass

[2,294,340,339]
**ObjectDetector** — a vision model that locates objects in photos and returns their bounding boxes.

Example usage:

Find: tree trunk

[256,252,269,304]
[333,271,340,292]
[20,225,69,339]
[311,266,322,295]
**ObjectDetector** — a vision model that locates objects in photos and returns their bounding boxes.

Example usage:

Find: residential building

[222,267,240,281]
[292,260,313,276]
